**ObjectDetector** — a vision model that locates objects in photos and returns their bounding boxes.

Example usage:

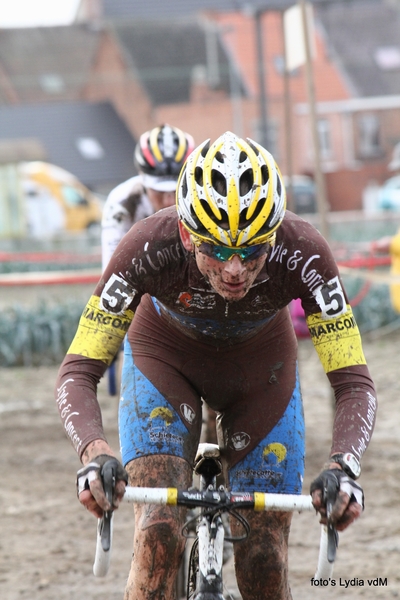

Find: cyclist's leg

[119,338,202,600]
[124,455,192,600]
[225,374,304,600]
[231,510,292,600]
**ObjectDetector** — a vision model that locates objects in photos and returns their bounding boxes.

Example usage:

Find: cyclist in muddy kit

[56,132,376,600]
[101,123,195,269]
[101,123,195,395]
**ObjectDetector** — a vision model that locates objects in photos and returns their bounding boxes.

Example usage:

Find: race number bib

[100,274,137,315]
[313,276,347,319]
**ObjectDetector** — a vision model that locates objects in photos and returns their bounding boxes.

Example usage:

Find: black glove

[76,454,128,497]
[310,468,364,511]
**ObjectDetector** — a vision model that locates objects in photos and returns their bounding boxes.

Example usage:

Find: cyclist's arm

[304,280,376,529]
[306,305,376,460]
[56,288,136,455]
[55,287,136,517]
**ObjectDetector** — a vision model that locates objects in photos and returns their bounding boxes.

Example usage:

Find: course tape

[0,265,397,287]
[0,269,101,286]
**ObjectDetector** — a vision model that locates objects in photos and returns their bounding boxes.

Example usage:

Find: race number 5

[314,276,347,319]
[100,274,136,314]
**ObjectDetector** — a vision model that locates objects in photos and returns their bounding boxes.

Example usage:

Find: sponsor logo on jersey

[56,378,83,454]
[180,403,196,424]
[149,407,174,426]
[82,306,131,332]
[144,241,184,272]
[67,295,134,364]
[351,391,377,459]
[262,442,287,464]
[230,431,251,451]
[306,304,366,372]
[177,291,216,310]
[234,468,283,485]
[233,443,287,484]
[308,314,357,339]
[148,406,184,446]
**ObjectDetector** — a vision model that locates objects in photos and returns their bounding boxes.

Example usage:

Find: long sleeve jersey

[56,207,377,463]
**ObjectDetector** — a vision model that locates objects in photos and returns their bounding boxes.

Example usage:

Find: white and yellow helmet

[177,131,286,247]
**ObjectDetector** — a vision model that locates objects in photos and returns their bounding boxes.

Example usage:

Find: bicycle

[92,443,338,599]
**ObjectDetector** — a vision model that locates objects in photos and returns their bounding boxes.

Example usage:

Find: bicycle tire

[187,537,199,599]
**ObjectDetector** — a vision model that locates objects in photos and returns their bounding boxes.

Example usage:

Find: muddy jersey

[101,175,153,269]
[56,207,377,465]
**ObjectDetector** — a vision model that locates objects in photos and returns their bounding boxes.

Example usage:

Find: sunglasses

[194,240,269,262]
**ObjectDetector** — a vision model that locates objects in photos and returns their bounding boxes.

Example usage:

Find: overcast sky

[0,0,81,28]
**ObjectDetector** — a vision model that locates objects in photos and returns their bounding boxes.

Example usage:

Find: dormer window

[76,137,105,160]
[39,74,65,94]
[374,46,400,71]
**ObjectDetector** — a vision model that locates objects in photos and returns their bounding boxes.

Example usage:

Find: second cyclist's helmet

[134,124,195,177]
[177,131,286,247]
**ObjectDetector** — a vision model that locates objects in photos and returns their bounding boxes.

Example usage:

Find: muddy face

[195,250,267,302]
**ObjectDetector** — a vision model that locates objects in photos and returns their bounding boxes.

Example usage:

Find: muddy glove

[77,454,128,500]
[310,468,364,511]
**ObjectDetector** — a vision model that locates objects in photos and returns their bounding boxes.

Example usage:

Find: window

[39,74,65,94]
[76,137,105,160]
[251,118,279,158]
[273,55,300,77]
[356,113,382,158]
[374,46,400,71]
[317,118,332,159]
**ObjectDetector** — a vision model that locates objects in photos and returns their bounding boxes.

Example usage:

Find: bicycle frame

[93,445,337,595]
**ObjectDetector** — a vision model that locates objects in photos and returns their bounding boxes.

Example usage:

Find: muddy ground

[1,328,400,600]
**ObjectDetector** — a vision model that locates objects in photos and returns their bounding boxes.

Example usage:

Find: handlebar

[93,486,336,579]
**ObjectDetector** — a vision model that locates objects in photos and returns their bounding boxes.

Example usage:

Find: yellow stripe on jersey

[67,295,134,365]
[306,305,366,373]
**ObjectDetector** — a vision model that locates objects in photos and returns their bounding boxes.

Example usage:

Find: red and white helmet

[134,124,195,181]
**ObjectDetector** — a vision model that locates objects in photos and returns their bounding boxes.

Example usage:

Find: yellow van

[17,161,102,237]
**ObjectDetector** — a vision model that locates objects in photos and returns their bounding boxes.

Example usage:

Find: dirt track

[1,329,400,599]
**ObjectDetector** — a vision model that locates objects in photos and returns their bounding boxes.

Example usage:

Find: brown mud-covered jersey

[56,207,377,462]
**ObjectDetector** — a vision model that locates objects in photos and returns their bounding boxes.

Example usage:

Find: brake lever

[323,471,339,563]
[99,459,117,552]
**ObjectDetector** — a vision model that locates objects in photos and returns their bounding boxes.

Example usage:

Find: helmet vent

[239,169,254,195]
[211,169,227,196]
[181,171,188,198]
[261,165,269,186]
[215,151,225,163]
[276,174,282,195]
[201,141,211,157]
[200,200,228,228]
[195,166,203,187]
[239,198,266,227]
[217,208,229,230]
[264,204,276,229]
[247,140,260,156]
[239,151,247,163]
